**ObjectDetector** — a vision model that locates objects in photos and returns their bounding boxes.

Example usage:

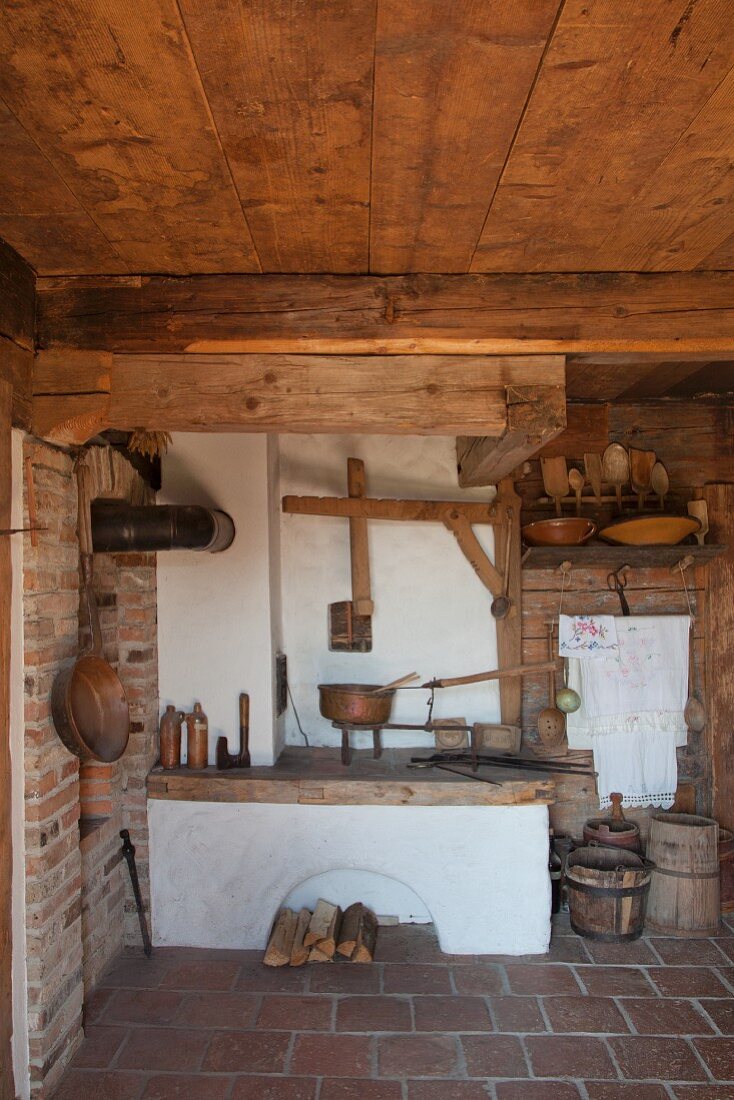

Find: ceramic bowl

[522,518,597,547]
[598,515,701,546]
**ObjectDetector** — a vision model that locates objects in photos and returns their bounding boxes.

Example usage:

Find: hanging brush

[127,430,172,460]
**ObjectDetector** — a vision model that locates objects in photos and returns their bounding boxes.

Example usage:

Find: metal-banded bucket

[567,846,654,943]
[646,813,720,936]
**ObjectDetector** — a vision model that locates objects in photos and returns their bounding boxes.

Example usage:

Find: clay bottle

[186,702,209,769]
[159,704,185,769]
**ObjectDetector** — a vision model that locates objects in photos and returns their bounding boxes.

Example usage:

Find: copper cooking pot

[318,683,395,726]
[51,466,130,763]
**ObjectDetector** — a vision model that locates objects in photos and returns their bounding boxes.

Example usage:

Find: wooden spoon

[684,628,706,733]
[369,673,419,695]
[568,468,585,516]
[650,461,669,511]
[541,457,569,517]
[687,499,709,546]
[602,443,629,514]
[629,448,656,511]
[537,623,566,747]
[490,516,512,620]
[584,453,603,502]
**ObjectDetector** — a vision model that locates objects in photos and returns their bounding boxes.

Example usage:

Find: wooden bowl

[598,515,701,546]
[522,518,597,547]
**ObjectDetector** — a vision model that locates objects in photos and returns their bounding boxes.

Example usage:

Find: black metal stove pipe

[91,501,235,553]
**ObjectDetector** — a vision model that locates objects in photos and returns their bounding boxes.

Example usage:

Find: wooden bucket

[719,828,734,914]
[646,813,720,937]
[566,847,653,943]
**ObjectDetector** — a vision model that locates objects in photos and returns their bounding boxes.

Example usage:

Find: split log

[351,908,378,963]
[289,907,312,968]
[263,908,298,967]
[303,899,342,956]
[308,945,334,963]
[336,902,366,958]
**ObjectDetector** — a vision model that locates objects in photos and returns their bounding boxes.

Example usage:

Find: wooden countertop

[147,747,556,807]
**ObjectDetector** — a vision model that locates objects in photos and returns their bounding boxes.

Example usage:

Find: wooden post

[702,483,734,830]
[0,379,15,1100]
[496,477,523,727]
[348,458,373,616]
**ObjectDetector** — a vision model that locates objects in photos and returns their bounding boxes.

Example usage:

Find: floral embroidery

[563,615,619,654]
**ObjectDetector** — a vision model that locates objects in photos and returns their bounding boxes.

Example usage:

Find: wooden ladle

[541,457,569,517]
[684,628,706,733]
[490,516,512,620]
[568,468,585,516]
[629,448,656,511]
[650,461,669,511]
[602,444,630,514]
[537,623,566,746]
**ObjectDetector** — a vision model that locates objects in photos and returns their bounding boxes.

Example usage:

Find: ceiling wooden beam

[457,384,567,487]
[32,352,564,443]
[35,271,734,356]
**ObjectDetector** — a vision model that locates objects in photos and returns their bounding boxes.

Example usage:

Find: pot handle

[80,552,104,657]
[77,464,103,657]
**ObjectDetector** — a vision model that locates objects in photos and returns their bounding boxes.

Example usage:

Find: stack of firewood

[264,900,378,966]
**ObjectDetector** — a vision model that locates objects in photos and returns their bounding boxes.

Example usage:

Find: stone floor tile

[159,961,240,992]
[610,1036,707,1081]
[115,1027,210,1072]
[141,1075,233,1099]
[584,1085,669,1099]
[104,989,186,1026]
[172,990,260,1029]
[50,1070,145,1100]
[413,994,491,1032]
[576,966,658,997]
[101,959,169,989]
[489,995,546,1032]
[70,1025,129,1069]
[650,939,733,967]
[525,1034,617,1079]
[496,1083,581,1099]
[382,964,452,995]
[291,1034,372,1077]
[256,993,333,1030]
[698,998,734,1034]
[336,995,412,1032]
[231,1079,318,1099]
[672,1088,734,1099]
[692,1037,734,1080]
[82,987,115,1025]
[551,914,576,936]
[622,997,714,1035]
[461,1034,529,1077]
[235,962,309,993]
[648,968,731,998]
[451,965,505,995]
[309,964,381,994]
[505,964,581,995]
[713,939,734,963]
[543,995,629,1033]
[320,1080,403,1099]
[583,940,661,965]
[202,1031,290,1073]
[378,1034,459,1076]
[407,1083,492,1100]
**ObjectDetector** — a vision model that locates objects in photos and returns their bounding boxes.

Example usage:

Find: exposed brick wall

[22,441,158,1097]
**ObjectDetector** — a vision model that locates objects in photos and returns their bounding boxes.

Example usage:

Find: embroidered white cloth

[565,615,690,808]
[558,614,619,659]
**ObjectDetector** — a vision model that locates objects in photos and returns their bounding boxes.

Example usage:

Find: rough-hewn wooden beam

[32,352,563,441]
[0,379,15,1100]
[457,384,567,487]
[0,237,35,429]
[35,272,734,356]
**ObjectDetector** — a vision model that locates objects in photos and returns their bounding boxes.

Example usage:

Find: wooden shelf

[521,544,726,570]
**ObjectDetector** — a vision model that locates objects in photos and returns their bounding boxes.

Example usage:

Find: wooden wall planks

[178,0,375,273]
[0,237,35,429]
[471,0,734,273]
[0,380,15,1100]
[369,0,559,273]
[0,0,260,273]
[703,484,734,833]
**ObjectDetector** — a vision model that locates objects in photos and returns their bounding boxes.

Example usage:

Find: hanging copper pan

[51,465,130,763]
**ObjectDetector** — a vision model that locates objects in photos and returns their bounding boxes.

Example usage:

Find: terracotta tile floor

[51,915,734,1100]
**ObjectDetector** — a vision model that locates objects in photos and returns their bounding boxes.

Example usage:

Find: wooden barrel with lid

[646,813,720,936]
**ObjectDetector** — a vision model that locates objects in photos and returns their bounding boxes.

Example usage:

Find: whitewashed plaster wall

[158,434,282,765]
[11,430,30,1099]
[149,799,551,955]
[279,434,500,749]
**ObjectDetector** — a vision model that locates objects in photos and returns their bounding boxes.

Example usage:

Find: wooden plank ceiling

[0,0,731,278]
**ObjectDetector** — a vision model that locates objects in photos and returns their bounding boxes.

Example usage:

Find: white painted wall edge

[11,430,30,1099]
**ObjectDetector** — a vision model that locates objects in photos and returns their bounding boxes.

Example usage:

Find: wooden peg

[670,554,695,575]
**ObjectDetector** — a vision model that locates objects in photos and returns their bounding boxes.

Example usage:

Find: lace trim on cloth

[589,712,687,736]
[600,791,676,810]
